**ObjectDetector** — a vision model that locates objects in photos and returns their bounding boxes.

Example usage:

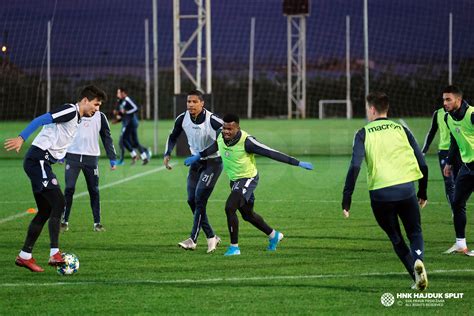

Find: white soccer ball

[56,253,80,275]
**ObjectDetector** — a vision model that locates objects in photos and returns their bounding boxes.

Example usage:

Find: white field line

[0,212,31,225]
[0,212,30,224]
[1,199,472,206]
[7,199,467,206]
[0,268,472,288]
[0,164,175,225]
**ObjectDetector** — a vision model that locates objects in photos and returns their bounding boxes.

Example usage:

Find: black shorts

[23,146,60,193]
[230,174,259,202]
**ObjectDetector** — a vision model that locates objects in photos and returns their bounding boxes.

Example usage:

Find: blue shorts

[229,174,259,203]
[23,146,60,193]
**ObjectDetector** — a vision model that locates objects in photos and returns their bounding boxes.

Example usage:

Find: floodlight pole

[152,0,159,155]
[205,0,212,94]
[248,17,255,119]
[363,0,369,99]
[449,12,453,85]
[196,0,203,89]
[145,19,151,120]
[286,16,307,119]
[173,0,212,93]
[346,15,352,119]
[173,0,181,96]
[173,0,213,116]
[47,20,51,112]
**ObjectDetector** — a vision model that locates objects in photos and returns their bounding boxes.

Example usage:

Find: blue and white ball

[56,253,80,275]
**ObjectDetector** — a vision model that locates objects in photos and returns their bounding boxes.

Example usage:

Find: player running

[341,91,429,290]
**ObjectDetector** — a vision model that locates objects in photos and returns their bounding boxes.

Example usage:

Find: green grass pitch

[0,119,472,314]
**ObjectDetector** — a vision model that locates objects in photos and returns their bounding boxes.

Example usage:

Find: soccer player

[193,113,313,256]
[60,110,117,233]
[116,87,150,165]
[421,102,461,206]
[164,89,223,253]
[341,91,429,291]
[4,85,107,272]
[442,85,474,256]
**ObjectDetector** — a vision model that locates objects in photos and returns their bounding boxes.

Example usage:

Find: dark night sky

[1,0,474,72]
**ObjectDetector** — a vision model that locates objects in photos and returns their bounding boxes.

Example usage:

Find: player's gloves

[110,160,118,168]
[184,153,201,166]
[298,161,313,170]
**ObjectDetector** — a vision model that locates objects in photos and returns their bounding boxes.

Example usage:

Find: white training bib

[182,110,220,159]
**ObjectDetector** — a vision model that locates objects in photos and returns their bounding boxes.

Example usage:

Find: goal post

[318,100,352,119]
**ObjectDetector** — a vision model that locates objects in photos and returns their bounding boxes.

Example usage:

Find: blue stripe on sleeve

[19,113,53,141]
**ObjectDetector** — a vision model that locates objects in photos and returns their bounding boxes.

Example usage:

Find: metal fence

[1,0,473,120]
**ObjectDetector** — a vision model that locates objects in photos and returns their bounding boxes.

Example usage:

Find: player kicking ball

[4,85,107,272]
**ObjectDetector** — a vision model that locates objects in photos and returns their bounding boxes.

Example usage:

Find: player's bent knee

[225,191,245,215]
[225,205,238,216]
[47,189,66,210]
[241,211,254,222]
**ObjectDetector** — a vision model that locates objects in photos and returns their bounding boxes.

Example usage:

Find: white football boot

[206,235,221,253]
[444,243,473,256]
[178,238,197,250]
[413,259,428,291]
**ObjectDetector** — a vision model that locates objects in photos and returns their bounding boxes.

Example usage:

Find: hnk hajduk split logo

[380,292,464,308]
[380,293,395,307]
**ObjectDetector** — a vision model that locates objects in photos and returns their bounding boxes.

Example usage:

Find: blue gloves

[110,160,118,168]
[184,154,201,166]
[298,161,313,170]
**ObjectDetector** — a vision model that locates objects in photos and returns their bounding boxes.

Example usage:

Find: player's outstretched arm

[5,112,54,153]
[4,136,24,153]
[199,140,219,158]
[185,136,220,167]
[244,136,306,168]
[110,160,117,171]
[184,153,200,166]
[298,161,313,170]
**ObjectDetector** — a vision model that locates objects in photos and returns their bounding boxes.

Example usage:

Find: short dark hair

[223,113,240,124]
[366,91,389,113]
[117,87,128,94]
[79,85,107,102]
[443,85,463,98]
[187,89,204,101]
